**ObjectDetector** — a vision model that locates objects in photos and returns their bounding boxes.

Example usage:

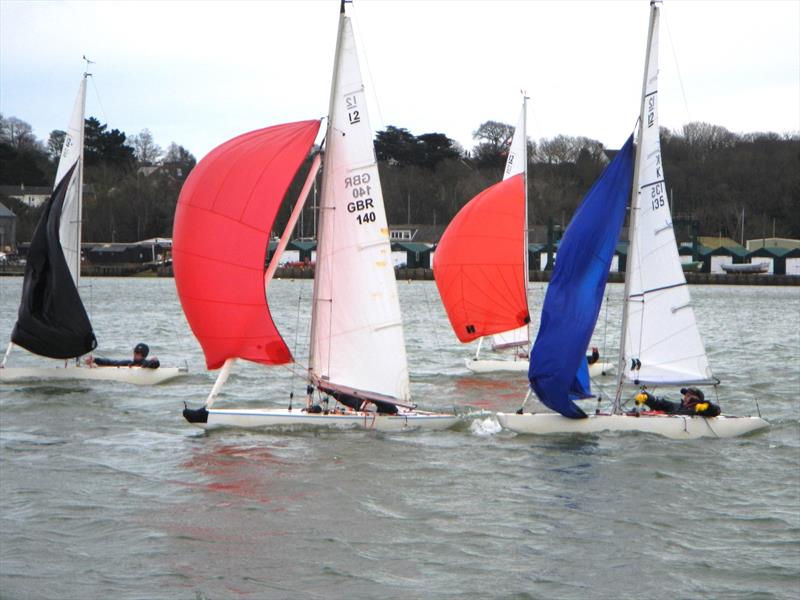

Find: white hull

[466,358,615,377]
[0,365,188,386]
[193,407,459,432]
[496,412,769,439]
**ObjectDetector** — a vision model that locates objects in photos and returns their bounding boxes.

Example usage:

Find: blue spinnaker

[529,135,634,418]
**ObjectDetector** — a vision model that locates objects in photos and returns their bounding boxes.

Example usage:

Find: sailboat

[497,0,768,439]
[177,1,457,431]
[0,69,187,386]
[433,97,614,377]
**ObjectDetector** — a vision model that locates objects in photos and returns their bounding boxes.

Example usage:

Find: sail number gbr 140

[345,173,376,225]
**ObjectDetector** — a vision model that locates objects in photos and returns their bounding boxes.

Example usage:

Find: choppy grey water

[1,276,798,600]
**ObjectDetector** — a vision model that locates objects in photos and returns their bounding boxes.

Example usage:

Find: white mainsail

[491,101,530,350]
[309,7,410,403]
[620,2,714,386]
[56,75,87,288]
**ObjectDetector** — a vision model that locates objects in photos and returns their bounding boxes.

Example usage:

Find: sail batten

[308,7,410,403]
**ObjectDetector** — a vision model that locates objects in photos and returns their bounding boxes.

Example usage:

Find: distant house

[85,238,172,265]
[0,203,17,250]
[0,184,51,208]
[389,224,446,244]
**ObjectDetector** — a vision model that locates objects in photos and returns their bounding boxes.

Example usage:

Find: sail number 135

[650,182,665,211]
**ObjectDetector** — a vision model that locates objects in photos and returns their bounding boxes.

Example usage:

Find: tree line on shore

[1,113,797,246]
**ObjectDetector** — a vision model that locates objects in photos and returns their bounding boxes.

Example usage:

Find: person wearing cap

[634,387,720,417]
[587,347,600,365]
[85,343,161,369]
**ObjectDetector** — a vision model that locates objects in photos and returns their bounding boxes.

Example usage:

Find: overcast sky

[2,0,798,160]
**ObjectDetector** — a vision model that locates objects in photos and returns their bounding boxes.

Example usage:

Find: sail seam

[628,281,686,298]
[639,178,665,189]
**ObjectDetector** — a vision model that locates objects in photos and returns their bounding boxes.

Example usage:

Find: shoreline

[1,265,798,285]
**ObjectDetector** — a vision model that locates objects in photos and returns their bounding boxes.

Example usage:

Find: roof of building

[746,237,800,251]
[698,236,743,250]
[392,241,432,253]
[0,203,16,218]
[747,246,793,258]
[289,240,316,251]
[699,245,749,258]
[0,184,52,196]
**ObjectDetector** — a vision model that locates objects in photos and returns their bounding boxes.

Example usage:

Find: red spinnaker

[173,120,320,369]
[433,173,528,343]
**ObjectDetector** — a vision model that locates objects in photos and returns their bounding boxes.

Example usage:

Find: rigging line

[324,207,335,379]
[349,7,385,133]
[702,416,720,438]
[421,279,445,357]
[88,75,111,126]
[288,281,304,398]
[662,9,692,125]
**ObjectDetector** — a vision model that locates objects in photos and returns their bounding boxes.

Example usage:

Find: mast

[483,96,531,351]
[308,0,410,404]
[522,92,530,335]
[307,1,347,380]
[613,0,659,413]
[76,69,88,290]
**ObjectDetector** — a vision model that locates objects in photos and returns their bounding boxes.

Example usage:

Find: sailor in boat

[326,390,399,415]
[85,343,160,369]
[587,347,600,365]
[635,387,721,417]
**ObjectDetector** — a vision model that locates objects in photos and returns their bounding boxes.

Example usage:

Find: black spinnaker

[11,164,97,358]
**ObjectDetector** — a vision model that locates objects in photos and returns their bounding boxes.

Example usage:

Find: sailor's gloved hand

[635,392,649,405]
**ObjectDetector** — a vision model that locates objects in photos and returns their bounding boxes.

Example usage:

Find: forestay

[622,3,715,386]
[173,120,321,370]
[56,76,87,288]
[491,105,530,350]
[309,8,410,403]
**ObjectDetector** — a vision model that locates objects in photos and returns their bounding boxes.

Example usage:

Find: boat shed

[746,246,794,275]
[700,245,748,274]
[784,247,800,276]
[528,243,545,272]
[390,241,433,269]
[288,240,316,263]
[612,241,628,273]
[86,243,148,264]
